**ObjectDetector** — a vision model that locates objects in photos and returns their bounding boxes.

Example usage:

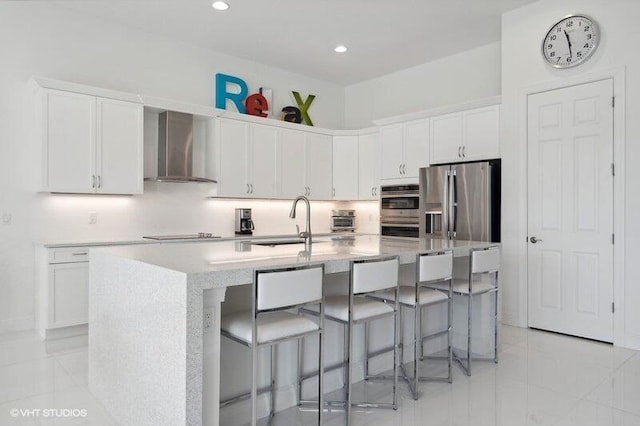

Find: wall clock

[542,14,599,68]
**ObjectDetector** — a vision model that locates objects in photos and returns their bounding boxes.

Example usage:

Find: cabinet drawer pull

[72,252,88,256]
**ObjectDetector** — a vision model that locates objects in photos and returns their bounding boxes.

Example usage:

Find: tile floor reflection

[0,326,638,425]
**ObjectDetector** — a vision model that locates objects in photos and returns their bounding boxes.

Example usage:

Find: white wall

[501,0,640,349]
[0,3,347,331]
[343,42,502,128]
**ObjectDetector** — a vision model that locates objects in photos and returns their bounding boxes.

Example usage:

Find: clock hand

[564,30,573,57]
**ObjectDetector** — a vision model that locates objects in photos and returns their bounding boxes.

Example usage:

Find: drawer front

[48,247,91,264]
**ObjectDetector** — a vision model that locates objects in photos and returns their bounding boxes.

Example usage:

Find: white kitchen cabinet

[280,130,332,200]
[332,135,358,200]
[41,89,143,194]
[358,132,380,200]
[37,245,91,339]
[380,118,429,181]
[248,123,278,198]
[49,263,89,328]
[279,128,307,198]
[217,118,278,198]
[430,104,500,164]
[304,133,333,200]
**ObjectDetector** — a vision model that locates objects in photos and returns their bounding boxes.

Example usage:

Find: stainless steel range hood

[145,111,216,183]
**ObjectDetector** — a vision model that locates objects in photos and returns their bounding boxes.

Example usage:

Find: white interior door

[527,79,614,342]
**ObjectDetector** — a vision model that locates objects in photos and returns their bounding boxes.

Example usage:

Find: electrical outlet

[203,310,214,331]
[88,212,98,225]
[2,213,11,225]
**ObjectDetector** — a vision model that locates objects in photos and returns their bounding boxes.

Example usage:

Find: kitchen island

[88,235,497,426]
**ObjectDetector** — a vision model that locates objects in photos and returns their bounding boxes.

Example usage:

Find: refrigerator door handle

[443,170,450,238]
[449,171,457,238]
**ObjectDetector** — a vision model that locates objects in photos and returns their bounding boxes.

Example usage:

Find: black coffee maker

[235,208,254,235]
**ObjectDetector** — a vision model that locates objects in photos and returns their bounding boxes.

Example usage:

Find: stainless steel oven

[380,184,420,238]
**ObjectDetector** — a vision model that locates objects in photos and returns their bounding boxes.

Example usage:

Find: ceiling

[52,0,538,86]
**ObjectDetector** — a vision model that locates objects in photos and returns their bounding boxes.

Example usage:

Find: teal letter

[215,73,248,113]
[292,91,315,126]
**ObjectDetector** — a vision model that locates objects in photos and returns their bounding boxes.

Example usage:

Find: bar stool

[430,245,500,375]
[220,264,325,426]
[322,256,399,425]
[367,250,453,399]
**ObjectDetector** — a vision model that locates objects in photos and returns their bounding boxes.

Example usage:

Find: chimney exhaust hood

[145,111,216,183]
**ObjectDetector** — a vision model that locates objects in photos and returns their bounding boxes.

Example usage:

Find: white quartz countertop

[38,232,364,248]
[96,235,497,279]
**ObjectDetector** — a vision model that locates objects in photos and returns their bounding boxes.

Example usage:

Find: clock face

[542,15,599,68]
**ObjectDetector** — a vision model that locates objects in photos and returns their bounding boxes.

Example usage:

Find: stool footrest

[220,385,273,408]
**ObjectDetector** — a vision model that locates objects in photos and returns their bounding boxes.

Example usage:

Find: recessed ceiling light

[334,45,348,53]
[212,1,229,11]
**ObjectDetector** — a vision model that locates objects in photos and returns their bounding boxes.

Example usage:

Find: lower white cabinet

[49,263,89,328]
[37,246,91,339]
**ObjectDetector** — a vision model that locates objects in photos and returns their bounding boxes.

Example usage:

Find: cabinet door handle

[458,146,461,158]
[399,164,402,175]
[91,175,96,189]
[307,187,311,196]
[246,184,250,194]
[402,164,406,174]
[371,187,374,196]
[97,176,102,189]
[462,146,466,157]
[250,184,254,194]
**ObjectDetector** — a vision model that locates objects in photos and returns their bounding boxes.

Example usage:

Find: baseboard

[42,324,88,340]
[624,333,640,351]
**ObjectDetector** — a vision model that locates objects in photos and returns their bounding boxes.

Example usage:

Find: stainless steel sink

[251,239,326,247]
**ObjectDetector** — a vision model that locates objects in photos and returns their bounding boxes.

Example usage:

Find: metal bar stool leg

[270,346,275,419]
[251,345,258,426]
[364,322,370,380]
[448,278,453,383]
[346,297,354,426]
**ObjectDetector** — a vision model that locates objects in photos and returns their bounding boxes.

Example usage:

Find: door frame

[518,66,626,346]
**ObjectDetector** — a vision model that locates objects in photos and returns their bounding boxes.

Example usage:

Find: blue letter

[215,73,248,113]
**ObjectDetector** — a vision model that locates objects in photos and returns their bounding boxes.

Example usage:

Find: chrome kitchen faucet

[289,195,312,251]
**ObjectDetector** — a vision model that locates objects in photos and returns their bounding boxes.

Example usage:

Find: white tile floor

[0,326,638,425]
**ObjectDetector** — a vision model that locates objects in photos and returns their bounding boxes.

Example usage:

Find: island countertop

[89,235,499,426]
[95,234,496,280]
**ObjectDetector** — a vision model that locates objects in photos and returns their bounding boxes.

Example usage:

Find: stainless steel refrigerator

[418,160,500,242]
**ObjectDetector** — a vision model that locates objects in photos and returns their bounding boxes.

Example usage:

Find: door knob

[530,236,542,244]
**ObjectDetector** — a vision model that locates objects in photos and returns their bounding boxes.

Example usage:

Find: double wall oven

[379,184,420,238]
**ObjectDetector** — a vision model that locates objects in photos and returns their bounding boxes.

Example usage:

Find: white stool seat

[428,278,495,295]
[373,286,449,306]
[222,311,319,345]
[324,295,394,322]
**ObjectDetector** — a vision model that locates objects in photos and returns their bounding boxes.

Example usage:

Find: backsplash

[33,182,380,243]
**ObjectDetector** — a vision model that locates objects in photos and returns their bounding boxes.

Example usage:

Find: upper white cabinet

[41,89,143,194]
[279,128,307,198]
[379,118,429,181]
[430,104,500,164]
[280,130,333,200]
[358,132,380,200]
[333,136,359,200]
[217,118,278,198]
